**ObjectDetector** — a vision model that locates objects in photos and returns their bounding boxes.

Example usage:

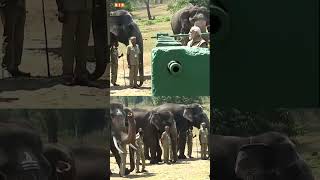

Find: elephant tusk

[129,144,137,150]
[56,161,71,173]
[113,136,124,154]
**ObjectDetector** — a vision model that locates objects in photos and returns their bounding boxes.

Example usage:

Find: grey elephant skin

[110,103,136,175]
[152,103,210,159]
[109,10,144,86]
[132,108,178,164]
[210,132,315,180]
[0,120,51,180]
[171,5,210,34]
[43,143,108,180]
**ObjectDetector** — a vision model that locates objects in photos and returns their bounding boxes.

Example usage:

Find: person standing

[199,122,208,160]
[0,0,30,77]
[126,36,140,89]
[135,128,147,173]
[110,41,123,86]
[56,0,93,85]
[160,126,171,164]
[186,126,196,158]
[187,26,208,48]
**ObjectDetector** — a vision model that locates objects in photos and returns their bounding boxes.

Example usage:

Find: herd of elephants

[0,102,316,180]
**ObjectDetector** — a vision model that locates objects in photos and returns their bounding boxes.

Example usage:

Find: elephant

[132,108,178,164]
[89,0,108,80]
[171,5,210,44]
[109,10,144,86]
[210,132,315,180]
[0,120,51,180]
[43,143,109,180]
[110,103,136,175]
[153,103,210,159]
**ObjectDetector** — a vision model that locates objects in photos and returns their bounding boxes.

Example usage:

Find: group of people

[0,0,105,86]
[118,122,209,177]
[110,36,141,89]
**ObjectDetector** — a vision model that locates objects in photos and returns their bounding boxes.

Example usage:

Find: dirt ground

[110,137,210,180]
[110,4,172,96]
[0,0,108,108]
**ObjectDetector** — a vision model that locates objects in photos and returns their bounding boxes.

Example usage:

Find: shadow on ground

[0,76,108,92]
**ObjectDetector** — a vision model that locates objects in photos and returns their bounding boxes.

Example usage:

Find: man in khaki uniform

[110,41,123,86]
[135,128,147,173]
[56,0,93,85]
[187,26,208,48]
[199,122,208,160]
[160,126,171,164]
[0,0,30,77]
[126,36,140,88]
[186,126,196,158]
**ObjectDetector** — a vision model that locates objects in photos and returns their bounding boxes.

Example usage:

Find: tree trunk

[144,0,152,20]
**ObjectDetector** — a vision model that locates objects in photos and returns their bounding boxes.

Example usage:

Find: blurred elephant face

[235,142,311,180]
[183,104,209,128]
[109,14,135,45]
[110,103,126,132]
[235,144,276,180]
[0,127,51,180]
[149,111,174,131]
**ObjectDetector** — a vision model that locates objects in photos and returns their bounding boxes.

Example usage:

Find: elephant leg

[110,141,130,175]
[178,131,187,159]
[144,143,151,160]
[149,140,158,164]
[156,141,162,162]
[129,146,135,172]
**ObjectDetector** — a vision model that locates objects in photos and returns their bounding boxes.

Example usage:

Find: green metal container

[152,46,210,96]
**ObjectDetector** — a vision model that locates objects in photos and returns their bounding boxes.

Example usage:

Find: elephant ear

[148,111,160,130]
[235,144,275,179]
[0,148,8,167]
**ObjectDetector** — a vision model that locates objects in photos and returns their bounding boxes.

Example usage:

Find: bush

[189,0,209,7]
[167,0,191,13]
[212,108,306,137]
[153,96,203,105]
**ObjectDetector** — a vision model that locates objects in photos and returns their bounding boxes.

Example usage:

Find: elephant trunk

[170,122,178,162]
[122,115,136,145]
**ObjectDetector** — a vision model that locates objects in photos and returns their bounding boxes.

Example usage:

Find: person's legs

[133,64,138,87]
[135,150,140,173]
[74,12,91,83]
[62,13,77,83]
[1,7,16,71]
[141,150,146,171]
[111,58,118,85]
[13,9,26,71]
[129,65,135,87]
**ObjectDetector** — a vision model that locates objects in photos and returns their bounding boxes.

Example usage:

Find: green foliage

[189,0,209,7]
[167,0,190,13]
[212,109,306,137]
[136,16,171,26]
[153,96,203,105]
